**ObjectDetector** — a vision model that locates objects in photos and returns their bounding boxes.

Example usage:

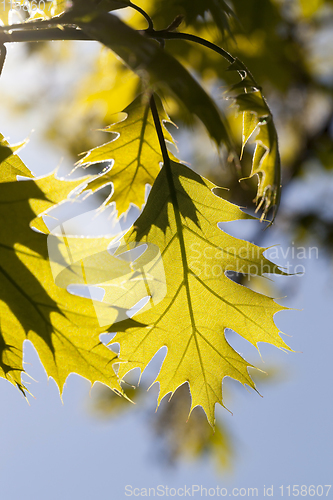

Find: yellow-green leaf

[229,59,281,221]
[0,161,121,394]
[241,111,259,158]
[29,169,89,233]
[251,119,280,217]
[107,160,290,425]
[0,133,33,181]
[76,94,175,215]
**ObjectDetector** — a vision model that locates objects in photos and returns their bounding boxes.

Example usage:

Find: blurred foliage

[152,384,233,469]
[91,381,235,471]
[1,0,329,243]
[90,364,283,472]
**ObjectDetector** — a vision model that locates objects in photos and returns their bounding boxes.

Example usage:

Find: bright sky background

[0,42,332,500]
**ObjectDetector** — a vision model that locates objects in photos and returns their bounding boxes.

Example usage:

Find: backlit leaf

[229,59,281,221]
[106,160,290,425]
[0,155,121,395]
[76,94,175,215]
[0,133,33,181]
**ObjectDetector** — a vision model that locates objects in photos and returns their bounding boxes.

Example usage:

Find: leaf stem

[149,94,170,169]
[129,2,154,30]
[149,93,191,299]
[145,30,235,65]
[150,94,207,403]
[149,94,181,226]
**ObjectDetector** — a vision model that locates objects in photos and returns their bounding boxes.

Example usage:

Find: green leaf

[69,10,233,151]
[251,119,280,218]
[76,94,175,215]
[179,0,236,37]
[0,159,121,395]
[106,160,290,425]
[0,134,33,181]
[229,59,281,221]
[149,0,236,38]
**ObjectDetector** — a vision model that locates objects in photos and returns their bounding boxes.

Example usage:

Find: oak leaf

[76,94,175,215]
[0,149,121,395]
[106,160,290,425]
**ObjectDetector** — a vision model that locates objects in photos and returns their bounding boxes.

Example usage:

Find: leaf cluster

[0,0,297,424]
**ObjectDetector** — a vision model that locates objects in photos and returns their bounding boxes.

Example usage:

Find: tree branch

[0,27,90,44]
